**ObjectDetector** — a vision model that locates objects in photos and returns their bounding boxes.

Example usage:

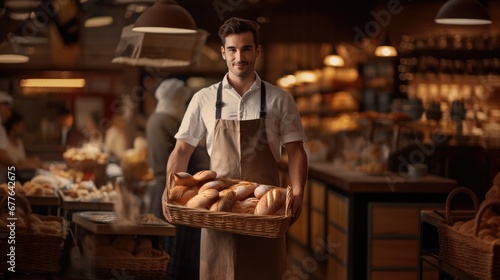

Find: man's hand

[290,194,304,226]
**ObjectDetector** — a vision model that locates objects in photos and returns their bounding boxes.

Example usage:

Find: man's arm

[284,141,308,225]
[162,140,196,216]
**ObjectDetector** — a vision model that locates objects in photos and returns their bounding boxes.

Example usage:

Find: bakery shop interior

[1,0,500,279]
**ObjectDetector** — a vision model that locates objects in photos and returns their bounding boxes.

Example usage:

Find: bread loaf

[135,248,164,258]
[173,172,198,187]
[230,181,258,200]
[193,170,217,182]
[186,189,219,209]
[199,180,226,193]
[231,197,259,214]
[221,178,242,188]
[169,185,199,205]
[254,184,274,199]
[209,189,237,212]
[255,187,286,215]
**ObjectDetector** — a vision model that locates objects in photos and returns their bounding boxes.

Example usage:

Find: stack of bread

[169,170,287,216]
[60,181,117,202]
[83,233,165,259]
[448,173,500,244]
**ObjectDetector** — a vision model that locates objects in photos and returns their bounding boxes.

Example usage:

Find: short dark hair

[4,110,23,133]
[218,17,260,47]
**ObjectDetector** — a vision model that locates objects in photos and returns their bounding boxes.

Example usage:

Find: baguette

[209,189,237,212]
[230,181,258,200]
[254,187,287,215]
[231,197,259,214]
[173,172,198,187]
[193,170,217,182]
[199,179,226,193]
[186,189,219,209]
[169,185,199,205]
[254,184,274,199]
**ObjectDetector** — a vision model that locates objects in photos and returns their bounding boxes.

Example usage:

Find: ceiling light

[20,78,86,88]
[324,45,345,67]
[84,9,114,28]
[435,0,492,25]
[0,41,29,63]
[375,34,397,57]
[132,0,197,34]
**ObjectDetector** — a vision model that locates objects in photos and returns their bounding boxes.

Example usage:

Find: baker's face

[221,31,261,79]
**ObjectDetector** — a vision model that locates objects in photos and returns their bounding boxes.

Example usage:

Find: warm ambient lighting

[375,34,397,57]
[277,74,297,88]
[20,79,86,88]
[84,13,114,28]
[294,69,318,84]
[132,0,196,34]
[435,0,492,25]
[0,54,30,63]
[324,45,345,67]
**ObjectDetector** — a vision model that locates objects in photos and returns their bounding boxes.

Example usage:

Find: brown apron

[200,81,286,280]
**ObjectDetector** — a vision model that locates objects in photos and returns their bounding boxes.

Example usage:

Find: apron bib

[200,82,286,280]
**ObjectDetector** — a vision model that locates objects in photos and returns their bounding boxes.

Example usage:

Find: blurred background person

[57,106,87,148]
[146,78,210,280]
[0,91,15,183]
[82,112,104,148]
[4,110,41,182]
[104,112,129,161]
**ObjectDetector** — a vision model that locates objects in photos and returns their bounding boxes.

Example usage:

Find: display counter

[280,160,457,280]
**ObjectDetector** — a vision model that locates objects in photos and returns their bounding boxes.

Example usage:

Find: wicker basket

[438,187,500,280]
[82,247,170,280]
[164,174,293,238]
[0,194,68,274]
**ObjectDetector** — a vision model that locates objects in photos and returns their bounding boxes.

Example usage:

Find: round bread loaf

[199,179,226,193]
[173,172,198,187]
[169,185,199,205]
[255,187,287,215]
[186,188,219,209]
[230,181,258,200]
[209,189,237,212]
[254,184,274,199]
[193,170,217,182]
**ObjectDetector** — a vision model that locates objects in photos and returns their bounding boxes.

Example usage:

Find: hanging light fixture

[84,9,114,28]
[375,33,397,57]
[435,0,492,25]
[0,40,29,63]
[323,44,345,67]
[132,0,196,34]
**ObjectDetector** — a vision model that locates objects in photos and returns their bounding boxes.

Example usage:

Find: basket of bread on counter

[164,170,292,238]
[0,194,68,274]
[438,176,500,280]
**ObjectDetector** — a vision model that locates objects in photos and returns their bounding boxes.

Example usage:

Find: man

[163,17,308,279]
[0,91,16,183]
[146,78,209,280]
[57,107,87,148]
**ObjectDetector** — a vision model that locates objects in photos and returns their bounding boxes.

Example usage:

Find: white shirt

[6,138,26,164]
[175,74,307,162]
[105,126,128,159]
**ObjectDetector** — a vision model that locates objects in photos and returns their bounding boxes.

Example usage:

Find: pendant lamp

[435,0,492,25]
[132,0,196,34]
[323,45,344,67]
[0,40,29,63]
[374,33,397,57]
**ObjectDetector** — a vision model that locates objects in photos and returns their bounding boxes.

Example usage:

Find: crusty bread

[186,189,219,209]
[173,172,198,187]
[134,248,164,258]
[254,184,274,199]
[169,185,199,205]
[209,189,237,212]
[230,181,258,200]
[231,197,259,214]
[221,178,242,188]
[199,179,226,193]
[254,187,287,215]
[193,170,217,182]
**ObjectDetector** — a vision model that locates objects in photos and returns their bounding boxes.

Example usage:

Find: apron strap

[215,81,267,119]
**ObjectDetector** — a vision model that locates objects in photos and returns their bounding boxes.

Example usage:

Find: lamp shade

[375,34,397,57]
[132,0,197,34]
[324,46,345,67]
[435,0,492,25]
[0,40,29,63]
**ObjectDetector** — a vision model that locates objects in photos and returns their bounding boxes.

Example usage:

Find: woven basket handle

[474,200,500,237]
[285,185,293,218]
[445,187,479,225]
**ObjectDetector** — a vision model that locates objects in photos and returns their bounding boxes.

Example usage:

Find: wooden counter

[280,160,457,280]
